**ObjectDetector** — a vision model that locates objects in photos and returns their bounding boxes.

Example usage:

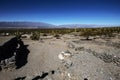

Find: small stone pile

[84,49,120,67]
[57,50,75,80]
[0,54,16,71]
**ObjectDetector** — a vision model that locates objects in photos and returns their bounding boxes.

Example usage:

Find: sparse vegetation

[42,33,48,36]
[0,27,120,38]
[0,27,120,80]
[15,31,21,38]
[81,28,94,40]
[30,32,40,40]
[54,34,60,39]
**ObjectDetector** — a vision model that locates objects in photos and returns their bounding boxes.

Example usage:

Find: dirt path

[0,38,68,80]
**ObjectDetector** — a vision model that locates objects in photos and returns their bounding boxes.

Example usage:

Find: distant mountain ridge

[0,22,56,28]
[0,22,119,29]
[58,24,117,28]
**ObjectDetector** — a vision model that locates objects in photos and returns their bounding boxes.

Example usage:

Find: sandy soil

[0,35,120,80]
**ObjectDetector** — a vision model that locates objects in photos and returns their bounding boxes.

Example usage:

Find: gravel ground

[0,35,120,80]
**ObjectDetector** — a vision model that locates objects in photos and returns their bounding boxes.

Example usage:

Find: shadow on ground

[0,37,30,70]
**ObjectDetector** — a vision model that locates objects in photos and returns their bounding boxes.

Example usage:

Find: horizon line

[0,20,120,26]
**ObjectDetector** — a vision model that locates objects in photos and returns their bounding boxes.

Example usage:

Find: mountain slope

[0,22,119,29]
[0,22,56,28]
[58,24,116,28]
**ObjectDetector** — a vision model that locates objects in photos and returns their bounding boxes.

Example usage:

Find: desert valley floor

[0,35,120,80]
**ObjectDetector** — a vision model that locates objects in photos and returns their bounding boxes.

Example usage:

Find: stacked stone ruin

[0,36,28,71]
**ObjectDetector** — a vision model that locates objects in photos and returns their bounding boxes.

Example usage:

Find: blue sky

[0,0,120,25]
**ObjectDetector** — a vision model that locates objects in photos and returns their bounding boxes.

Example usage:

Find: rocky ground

[0,35,120,80]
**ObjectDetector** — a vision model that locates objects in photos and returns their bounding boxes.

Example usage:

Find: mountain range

[0,22,119,29]
[0,22,56,28]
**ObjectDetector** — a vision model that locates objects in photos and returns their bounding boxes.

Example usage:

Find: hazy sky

[0,0,120,25]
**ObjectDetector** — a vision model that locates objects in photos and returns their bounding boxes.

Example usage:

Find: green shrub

[30,32,40,40]
[81,29,93,40]
[15,31,21,39]
[42,33,47,36]
[54,34,60,39]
